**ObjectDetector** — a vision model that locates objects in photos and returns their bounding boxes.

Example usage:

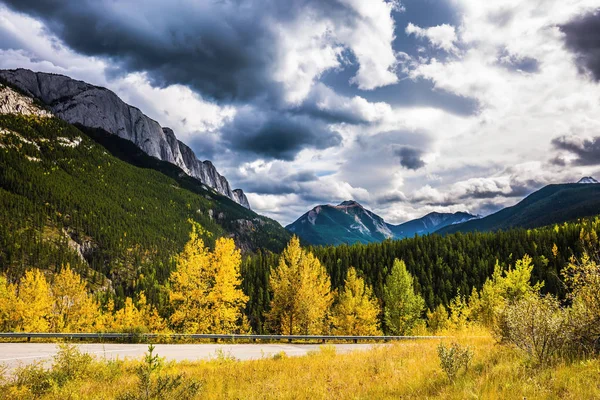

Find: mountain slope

[0,68,250,208]
[389,211,477,239]
[286,201,393,246]
[438,182,600,235]
[286,201,476,246]
[0,84,290,303]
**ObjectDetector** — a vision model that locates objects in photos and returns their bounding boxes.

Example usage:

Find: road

[0,343,381,371]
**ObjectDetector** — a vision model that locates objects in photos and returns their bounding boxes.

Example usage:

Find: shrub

[437,342,473,381]
[117,344,201,400]
[500,293,568,366]
[51,343,94,386]
[563,253,600,355]
[14,362,53,397]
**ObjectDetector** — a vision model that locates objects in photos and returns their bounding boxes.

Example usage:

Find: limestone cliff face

[0,68,250,208]
[0,85,52,118]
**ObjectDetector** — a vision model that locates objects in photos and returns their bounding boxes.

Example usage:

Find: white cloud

[406,23,459,53]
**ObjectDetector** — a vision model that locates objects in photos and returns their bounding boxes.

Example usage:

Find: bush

[51,343,94,386]
[500,293,568,366]
[117,344,201,400]
[14,362,53,397]
[437,342,473,381]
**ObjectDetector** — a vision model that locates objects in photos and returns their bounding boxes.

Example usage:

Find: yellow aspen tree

[331,267,381,335]
[51,265,101,332]
[169,224,248,333]
[169,224,212,333]
[112,297,145,332]
[0,275,18,331]
[207,237,249,333]
[16,270,53,332]
[267,236,333,335]
[137,292,167,333]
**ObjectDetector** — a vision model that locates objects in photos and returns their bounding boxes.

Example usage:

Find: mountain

[286,201,393,246]
[389,211,478,239]
[0,68,250,209]
[286,201,476,246]
[438,180,600,235]
[578,176,599,184]
[0,83,290,299]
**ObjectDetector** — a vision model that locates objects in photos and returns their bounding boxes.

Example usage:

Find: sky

[1,0,600,226]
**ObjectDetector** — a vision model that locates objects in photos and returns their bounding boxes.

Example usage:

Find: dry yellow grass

[3,332,600,399]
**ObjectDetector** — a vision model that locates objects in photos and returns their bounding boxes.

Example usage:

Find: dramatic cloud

[2,0,600,226]
[395,146,426,170]
[561,11,600,81]
[1,0,399,103]
[220,107,343,161]
[552,135,600,165]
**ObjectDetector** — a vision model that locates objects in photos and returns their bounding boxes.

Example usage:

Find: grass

[1,332,599,399]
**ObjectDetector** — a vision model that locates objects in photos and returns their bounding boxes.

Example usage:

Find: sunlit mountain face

[1,0,599,228]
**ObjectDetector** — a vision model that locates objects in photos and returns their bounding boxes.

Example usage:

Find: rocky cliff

[0,85,52,118]
[0,68,250,208]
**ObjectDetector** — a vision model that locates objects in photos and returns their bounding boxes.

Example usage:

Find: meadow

[2,330,598,400]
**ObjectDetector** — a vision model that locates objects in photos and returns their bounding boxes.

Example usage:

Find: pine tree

[383,259,425,335]
[266,236,333,335]
[331,267,381,335]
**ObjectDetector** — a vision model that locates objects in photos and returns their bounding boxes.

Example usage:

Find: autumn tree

[169,224,248,333]
[469,255,543,330]
[331,267,381,335]
[15,270,53,332]
[383,259,425,335]
[266,236,333,335]
[108,293,165,333]
[51,265,101,332]
[0,275,18,331]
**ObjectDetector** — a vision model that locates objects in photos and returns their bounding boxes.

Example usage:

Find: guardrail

[0,332,445,344]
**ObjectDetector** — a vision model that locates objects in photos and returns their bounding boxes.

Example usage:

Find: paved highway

[0,343,381,371]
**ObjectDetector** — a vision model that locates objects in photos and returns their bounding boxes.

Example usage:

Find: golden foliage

[331,267,381,335]
[266,236,333,335]
[15,270,53,332]
[169,224,248,333]
[51,265,101,332]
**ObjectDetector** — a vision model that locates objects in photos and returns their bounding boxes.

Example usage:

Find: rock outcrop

[0,85,52,118]
[0,68,250,208]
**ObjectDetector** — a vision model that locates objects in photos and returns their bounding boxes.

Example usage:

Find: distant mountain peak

[337,200,362,207]
[578,176,599,184]
[287,200,477,246]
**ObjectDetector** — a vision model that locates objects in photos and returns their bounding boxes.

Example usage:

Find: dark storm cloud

[395,146,426,170]
[236,171,319,195]
[560,11,600,81]
[552,135,600,165]
[221,108,342,161]
[375,191,408,205]
[2,0,281,101]
[1,0,359,103]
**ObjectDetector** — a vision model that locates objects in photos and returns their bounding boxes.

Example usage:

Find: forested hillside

[241,218,598,332]
[0,113,290,309]
[438,183,600,234]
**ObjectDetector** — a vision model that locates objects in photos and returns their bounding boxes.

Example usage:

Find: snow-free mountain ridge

[0,68,250,208]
